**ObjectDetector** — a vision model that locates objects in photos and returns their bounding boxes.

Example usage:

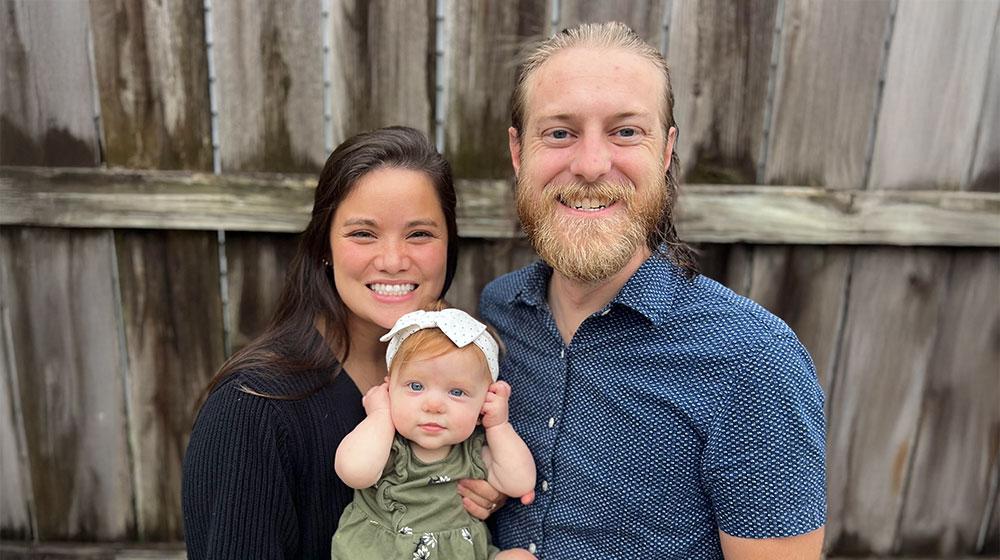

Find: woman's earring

[321,258,331,267]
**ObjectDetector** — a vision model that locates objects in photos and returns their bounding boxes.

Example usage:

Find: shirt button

[528,543,537,554]
[547,417,555,428]
[541,480,549,492]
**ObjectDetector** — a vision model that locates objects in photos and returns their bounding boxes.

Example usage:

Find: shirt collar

[509,250,684,326]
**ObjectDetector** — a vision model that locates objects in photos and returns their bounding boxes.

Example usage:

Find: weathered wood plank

[895,249,1000,555]
[667,0,778,183]
[449,238,537,316]
[0,282,32,540]
[88,0,212,170]
[113,230,225,540]
[213,0,325,172]
[869,0,999,190]
[327,0,434,145]
[0,0,100,166]
[726,245,851,394]
[968,14,1000,193]
[223,232,298,354]
[557,0,667,44]
[444,0,547,179]
[826,248,950,554]
[0,227,134,540]
[3,168,999,245]
[764,0,891,188]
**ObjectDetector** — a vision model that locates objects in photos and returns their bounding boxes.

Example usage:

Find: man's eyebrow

[536,110,655,123]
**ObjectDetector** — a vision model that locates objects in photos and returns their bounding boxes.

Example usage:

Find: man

[478,22,826,559]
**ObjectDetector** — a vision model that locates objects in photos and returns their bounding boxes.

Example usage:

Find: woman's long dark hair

[202,126,459,398]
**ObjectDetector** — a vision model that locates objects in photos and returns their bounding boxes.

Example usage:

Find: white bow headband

[380,308,500,382]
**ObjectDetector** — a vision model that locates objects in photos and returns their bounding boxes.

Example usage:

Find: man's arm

[720,526,825,559]
[334,383,395,489]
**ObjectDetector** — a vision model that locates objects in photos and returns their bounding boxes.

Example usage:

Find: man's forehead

[522,46,666,124]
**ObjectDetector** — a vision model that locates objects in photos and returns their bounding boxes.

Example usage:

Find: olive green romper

[331,429,499,560]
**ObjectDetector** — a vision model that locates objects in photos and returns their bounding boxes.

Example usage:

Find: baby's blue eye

[449,388,465,397]
[408,382,424,391]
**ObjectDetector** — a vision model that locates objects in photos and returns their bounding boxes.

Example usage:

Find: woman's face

[329,167,449,334]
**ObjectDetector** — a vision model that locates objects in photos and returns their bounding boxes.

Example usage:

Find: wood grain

[895,249,1000,555]
[444,0,547,179]
[868,0,1000,190]
[557,0,667,44]
[0,281,32,540]
[449,238,537,316]
[113,230,225,540]
[825,248,951,554]
[0,227,134,540]
[327,0,434,145]
[213,0,325,172]
[88,0,212,170]
[223,232,299,354]
[968,14,1000,193]
[667,0,778,184]
[764,0,891,188]
[3,168,998,246]
[0,0,100,166]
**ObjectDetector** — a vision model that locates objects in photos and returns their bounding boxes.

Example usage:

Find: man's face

[510,46,677,284]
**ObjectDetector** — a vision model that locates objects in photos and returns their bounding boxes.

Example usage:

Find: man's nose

[569,134,612,183]
[374,241,410,273]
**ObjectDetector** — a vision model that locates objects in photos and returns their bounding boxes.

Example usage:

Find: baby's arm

[480,381,536,498]
[334,382,395,489]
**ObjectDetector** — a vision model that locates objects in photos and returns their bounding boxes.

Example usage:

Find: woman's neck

[341,316,389,394]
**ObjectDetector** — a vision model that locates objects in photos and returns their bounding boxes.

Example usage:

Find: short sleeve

[702,335,827,538]
[463,428,489,480]
[182,383,299,559]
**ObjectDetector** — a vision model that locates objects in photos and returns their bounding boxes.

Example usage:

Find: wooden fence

[1,0,998,557]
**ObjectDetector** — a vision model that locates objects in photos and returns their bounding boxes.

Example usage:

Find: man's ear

[664,126,677,168]
[508,127,522,176]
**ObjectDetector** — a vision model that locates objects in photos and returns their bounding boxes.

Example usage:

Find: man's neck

[547,246,651,345]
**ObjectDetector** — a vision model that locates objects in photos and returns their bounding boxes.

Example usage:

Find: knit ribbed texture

[182,367,365,559]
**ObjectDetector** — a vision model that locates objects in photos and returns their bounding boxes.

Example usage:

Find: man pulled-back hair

[480,21,826,559]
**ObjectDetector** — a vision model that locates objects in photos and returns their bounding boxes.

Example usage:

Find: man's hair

[510,22,699,277]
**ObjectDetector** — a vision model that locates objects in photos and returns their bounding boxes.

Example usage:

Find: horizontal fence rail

[2,166,999,246]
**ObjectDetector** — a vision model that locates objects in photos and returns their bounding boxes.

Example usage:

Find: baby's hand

[480,381,511,429]
[362,382,391,416]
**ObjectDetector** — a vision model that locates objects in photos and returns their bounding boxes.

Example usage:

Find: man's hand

[481,381,512,429]
[362,382,390,416]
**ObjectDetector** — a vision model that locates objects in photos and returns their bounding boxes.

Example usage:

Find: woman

[182,127,499,559]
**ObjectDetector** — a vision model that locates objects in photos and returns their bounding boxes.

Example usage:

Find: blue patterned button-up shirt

[479,253,826,559]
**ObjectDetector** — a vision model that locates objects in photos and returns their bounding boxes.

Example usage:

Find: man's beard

[516,172,666,284]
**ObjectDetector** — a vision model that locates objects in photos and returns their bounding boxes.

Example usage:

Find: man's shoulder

[677,273,800,346]
[481,261,539,308]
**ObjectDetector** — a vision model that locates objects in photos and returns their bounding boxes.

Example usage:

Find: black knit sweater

[182,367,365,559]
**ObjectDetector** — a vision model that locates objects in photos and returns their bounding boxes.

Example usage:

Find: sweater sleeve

[182,381,300,559]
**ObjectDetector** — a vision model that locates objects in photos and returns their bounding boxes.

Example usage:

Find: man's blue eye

[552,130,569,139]
[408,382,424,391]
[617,128,637,137]
[449,388,464,397]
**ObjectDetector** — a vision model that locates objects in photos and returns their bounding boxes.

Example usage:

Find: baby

[332,306,536,559]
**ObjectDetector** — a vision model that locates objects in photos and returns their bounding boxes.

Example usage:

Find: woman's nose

[375,242,410,273]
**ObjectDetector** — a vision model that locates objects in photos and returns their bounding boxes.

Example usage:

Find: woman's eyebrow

[406,219,440,228]
[342,217,377,227]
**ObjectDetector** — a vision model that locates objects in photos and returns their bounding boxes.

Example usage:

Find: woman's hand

[362,382,390,416]
[480,381,512,429]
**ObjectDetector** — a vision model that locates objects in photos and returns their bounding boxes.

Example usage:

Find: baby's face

[389,348,491,459]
